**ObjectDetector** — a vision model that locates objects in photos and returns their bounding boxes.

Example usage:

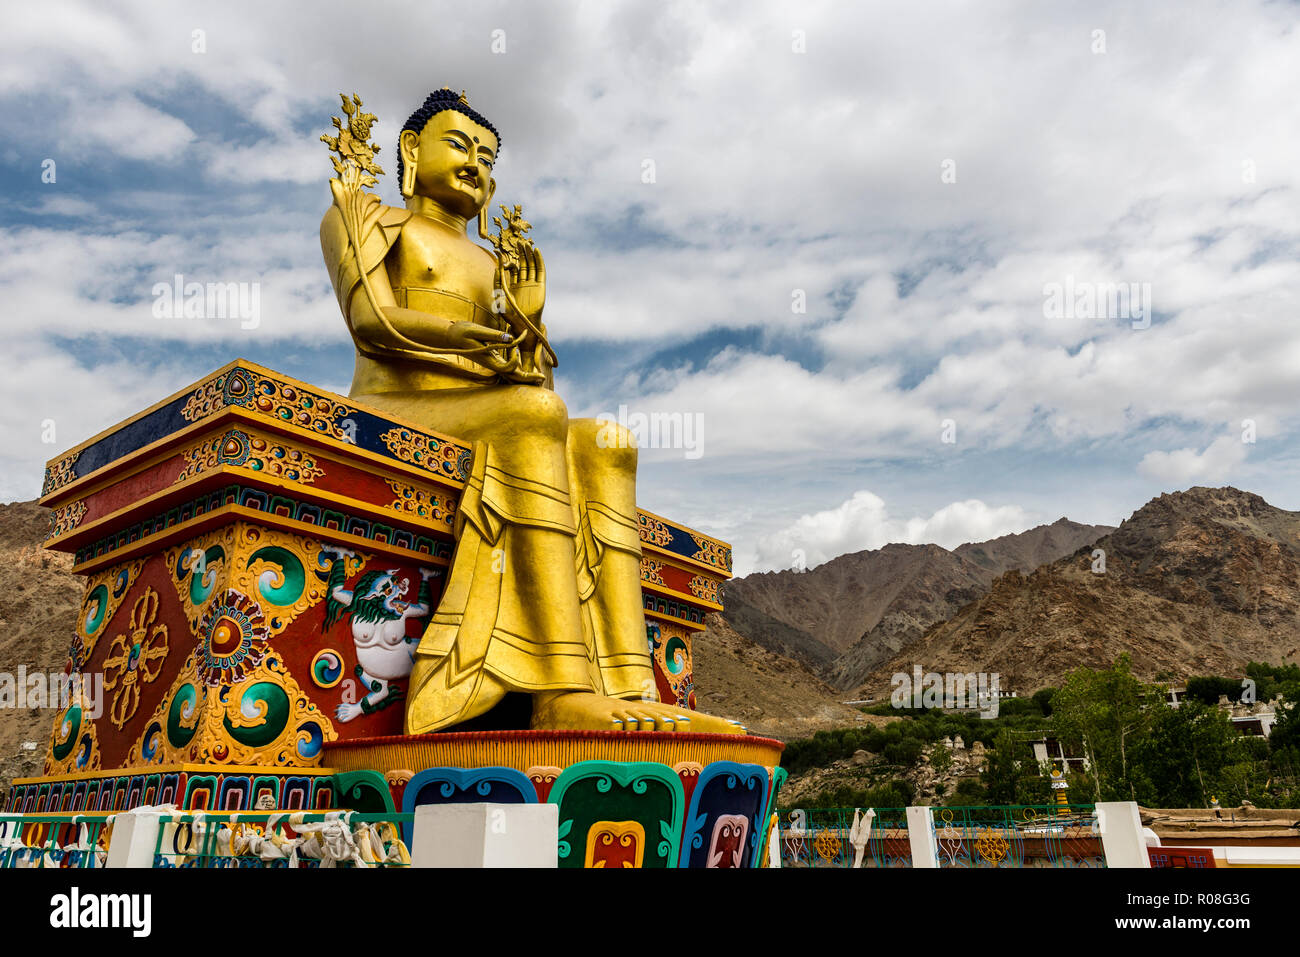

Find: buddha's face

[401,110,498,218]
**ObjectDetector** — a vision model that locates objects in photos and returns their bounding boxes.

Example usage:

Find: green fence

[151,811,413,868]
[778,804,1105,868]
[0,815,113,868]
[932,804,1104,868]
[779,807,913,867]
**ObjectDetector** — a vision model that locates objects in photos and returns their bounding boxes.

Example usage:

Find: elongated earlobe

[478,178,497,237]
[399,130,418,199]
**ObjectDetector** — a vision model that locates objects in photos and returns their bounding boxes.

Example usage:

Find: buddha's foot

[531,691,746,734]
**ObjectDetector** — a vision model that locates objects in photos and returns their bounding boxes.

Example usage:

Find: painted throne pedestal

[8,361,785,867]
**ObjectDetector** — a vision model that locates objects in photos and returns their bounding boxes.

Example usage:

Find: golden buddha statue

[319,90,741,736]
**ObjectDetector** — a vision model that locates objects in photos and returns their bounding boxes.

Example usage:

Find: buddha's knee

[506,385,569,441]
[571,417,638,471]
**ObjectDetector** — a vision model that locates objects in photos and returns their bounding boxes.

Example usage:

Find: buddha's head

[397,88,500,219]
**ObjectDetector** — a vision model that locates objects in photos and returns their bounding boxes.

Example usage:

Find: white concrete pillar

[1096,801,1150,868]
[905,806,941,868]
[411,803,558,868]
[105,810,167,869]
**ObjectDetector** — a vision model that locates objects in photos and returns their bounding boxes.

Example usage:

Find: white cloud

[0,344,189,502]
[2,0,1299,570]
[747,490,1033,574]
[1138,435,1248,485]
[22,196,99,218]
[63,95,195,162]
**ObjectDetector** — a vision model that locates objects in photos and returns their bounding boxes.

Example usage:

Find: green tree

[982,730,1049,805]
[930,741,953,776]
[1184,676,1242,705]
[947,777,987,806]
[1130,700,1237,806]
[1032,687,1057,717]
[1050,654,1163,802]
[1269,698,1300,755]
[1247,661,1300,704]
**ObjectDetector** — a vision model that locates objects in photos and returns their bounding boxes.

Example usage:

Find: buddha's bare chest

[388,220,496,306]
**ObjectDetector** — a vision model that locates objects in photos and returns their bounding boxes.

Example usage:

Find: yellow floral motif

[687,574,720,604]
[175,429,325,485]
[689,533,732,572]
[638,515,673,547]
[246,376,356,442]
[126,647,337,768]
[640,557,666,586]
[321,92,384,188]
[380,426,464,477]
[125,652,204,767]
[386,480,453,529]
[102,588,170,730]
[42,450,79,496]
[50,501,87,538]
[194,654,338,766]
[180,374,240,422]
[180,368,358,443]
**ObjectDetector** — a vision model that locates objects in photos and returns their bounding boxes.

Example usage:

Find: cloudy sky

[2,0,1298,574]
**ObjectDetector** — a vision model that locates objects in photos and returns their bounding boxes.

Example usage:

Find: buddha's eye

[443,138,468,153]
[479,158,493,169]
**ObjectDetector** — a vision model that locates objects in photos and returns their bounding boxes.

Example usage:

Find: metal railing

[932,804,1104,868]
[0,815,113,868]
[779,807,913,868]
[151,811,413,868]
[777,804,1104,868]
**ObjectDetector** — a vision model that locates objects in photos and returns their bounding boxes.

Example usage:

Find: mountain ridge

[853,487,1300,695]
[723,517,1115,689]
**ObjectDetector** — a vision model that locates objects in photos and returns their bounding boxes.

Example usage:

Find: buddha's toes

[530,691,746,735]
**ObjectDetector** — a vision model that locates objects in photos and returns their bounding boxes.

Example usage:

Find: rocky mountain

[692,613,876,740]
[953,518,1116,578]
[0,501,81,793]
[722,518,1113,690]
[855,487,1300,696]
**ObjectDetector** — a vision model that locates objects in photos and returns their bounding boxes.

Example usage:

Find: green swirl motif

[248,546,305,606]
[52,706,82,761]
[665,636,688,676]
[223,681,290,747]
[83,585,109,636]
[166,683,200,748]
[185,546,226,605]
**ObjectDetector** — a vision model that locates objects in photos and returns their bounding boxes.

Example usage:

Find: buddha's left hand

[505,242,545,323]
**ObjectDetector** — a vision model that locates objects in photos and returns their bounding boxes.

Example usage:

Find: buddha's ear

[485,176,497,206]
[399,129,420,166]
[399,129,420,197]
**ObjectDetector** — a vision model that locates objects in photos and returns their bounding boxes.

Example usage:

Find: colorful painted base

[12,363,778,867]
[35,362,733,777]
